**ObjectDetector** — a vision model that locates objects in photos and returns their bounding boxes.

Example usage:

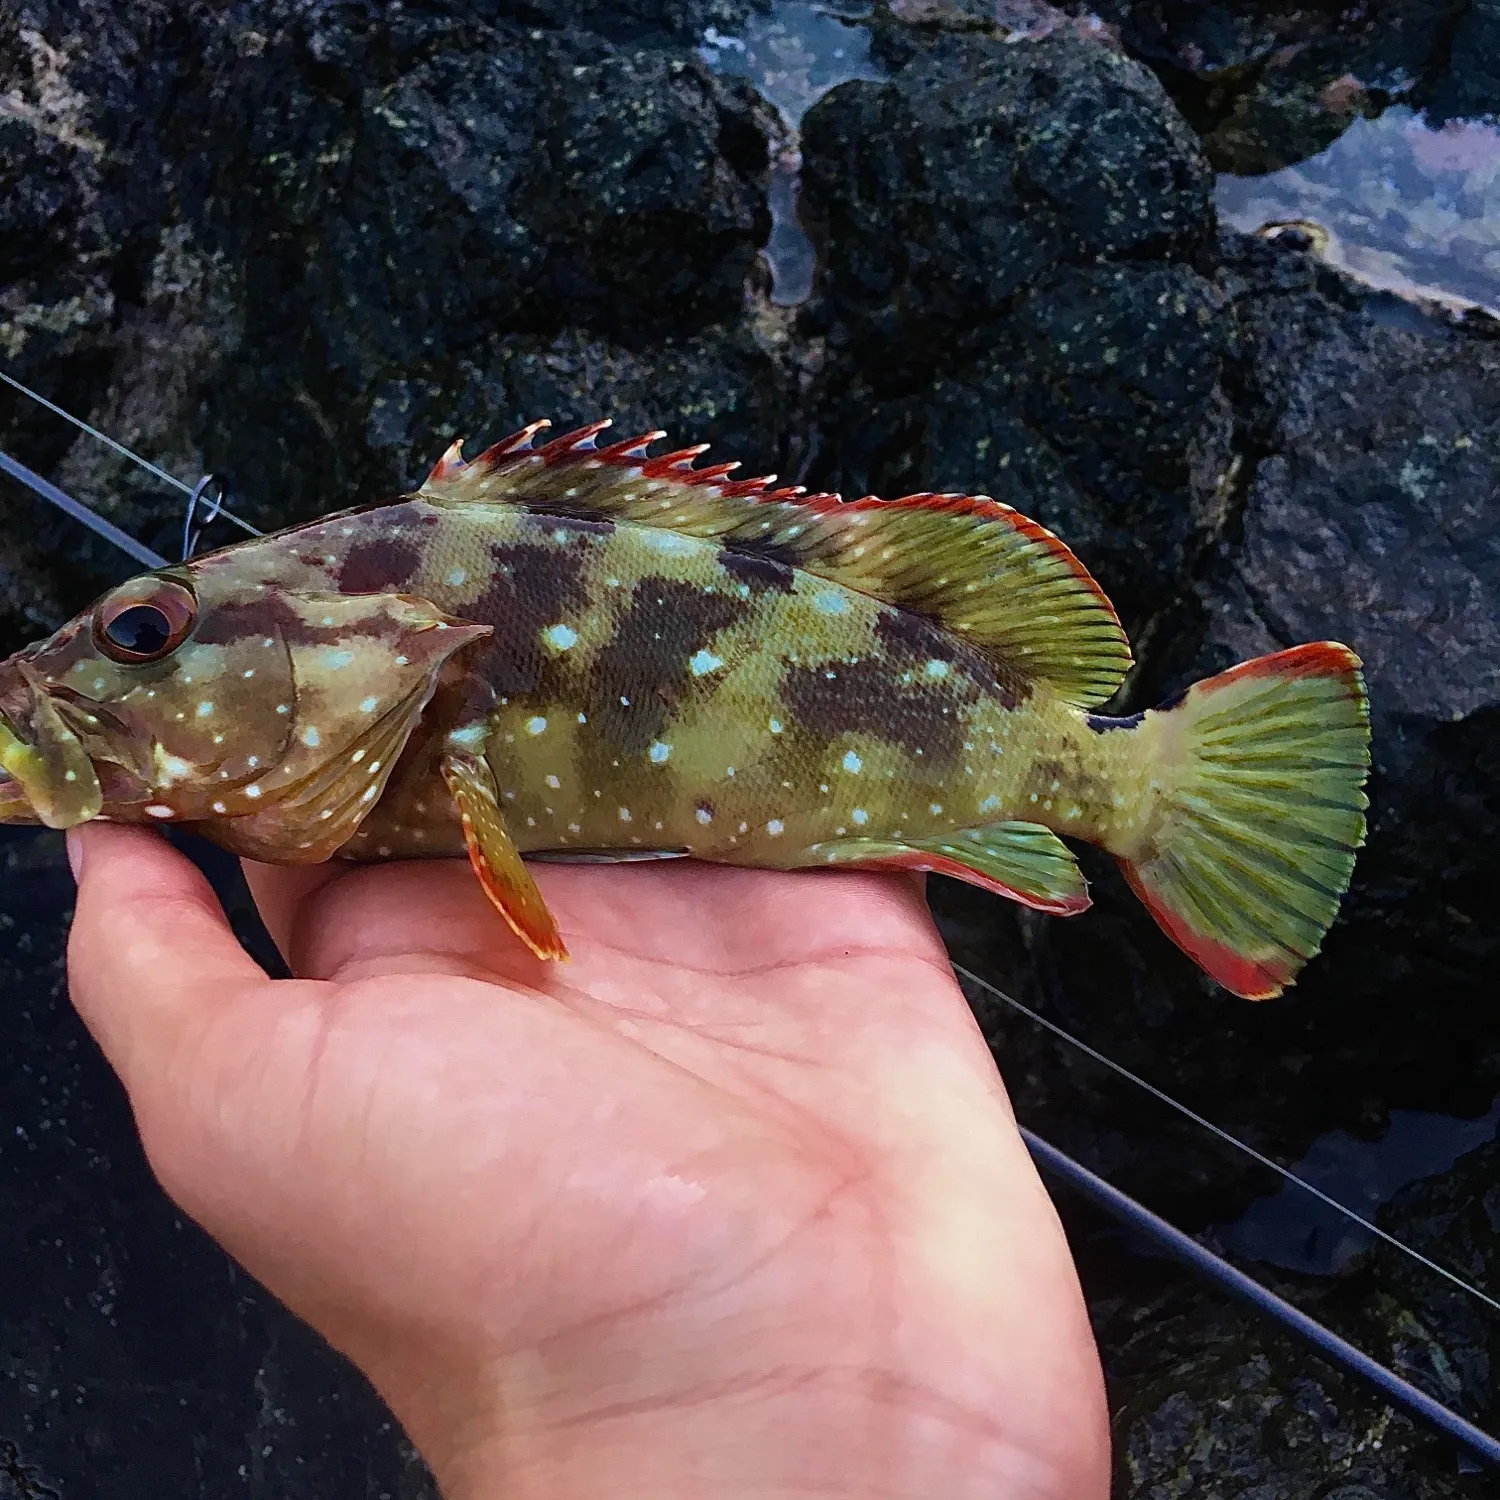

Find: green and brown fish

[0,420,1370,998]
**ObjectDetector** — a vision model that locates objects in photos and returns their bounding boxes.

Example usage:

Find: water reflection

[1216,1095,1500,1276]
[1217,107,1500,319]
[699,2,884,305]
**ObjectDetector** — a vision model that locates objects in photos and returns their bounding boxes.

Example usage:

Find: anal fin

[806,822,1090,916]
[440,749,569,961]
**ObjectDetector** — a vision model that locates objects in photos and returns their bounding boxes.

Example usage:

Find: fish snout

[0,676,104,829]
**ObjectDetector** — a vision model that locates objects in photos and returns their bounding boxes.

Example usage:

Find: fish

[0,418,1371,998]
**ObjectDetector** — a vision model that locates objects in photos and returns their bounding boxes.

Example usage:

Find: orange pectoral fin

[440,749,569,962]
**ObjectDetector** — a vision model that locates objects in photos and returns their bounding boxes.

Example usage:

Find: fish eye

[92,578,198,664]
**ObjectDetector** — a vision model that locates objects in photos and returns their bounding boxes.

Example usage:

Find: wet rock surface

[4,0,1500,1493]
[1073,0,1481,173]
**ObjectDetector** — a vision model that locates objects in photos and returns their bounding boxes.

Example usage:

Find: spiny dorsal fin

[417,420,1133,708]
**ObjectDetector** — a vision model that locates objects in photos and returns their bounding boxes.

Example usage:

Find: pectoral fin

[441,747,568,961]
[805,822,1091,915]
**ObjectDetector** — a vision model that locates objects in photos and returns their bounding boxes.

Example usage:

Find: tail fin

[1119,643,1371,1000]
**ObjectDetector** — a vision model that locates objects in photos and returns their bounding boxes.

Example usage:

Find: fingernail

[65,829,84,881]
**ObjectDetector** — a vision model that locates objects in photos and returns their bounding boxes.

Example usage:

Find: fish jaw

[0,665,104,829]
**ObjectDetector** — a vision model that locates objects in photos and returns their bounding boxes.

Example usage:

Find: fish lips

[0,665,104,829]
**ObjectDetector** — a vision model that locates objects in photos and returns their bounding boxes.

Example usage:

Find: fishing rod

[0,368,260,563]
[3,362,1499,1469]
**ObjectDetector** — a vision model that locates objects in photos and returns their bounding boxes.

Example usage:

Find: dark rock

[1064,1192,1497,1497]
[1073,0,1464,173]
[0,827,439,1496]
[0,0,785,661]
[798,25,1225,630]
[800,28,1213,374]
[1426,0,1500,124]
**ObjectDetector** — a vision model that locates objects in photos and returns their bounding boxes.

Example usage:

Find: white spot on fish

[245,784,262,799]
[766,819,784,836]
[447,567,468,586]
[769,717,783,734]
[323,649,355,670]
[351,749,365,763]
[196,701,214,718]
[93,678,105,691]
[925,659,949,679]
[360,696,379,714]
[276,704,289,715]
[145,804,174,819]
[979,794,1001,813]
[689,649,723,676]
[619,807,632,822]
[395,655,409,666]
[243,669,255,679]
[247,756,259,769]
[545,774,561,789]
[450,724,485,747]
[843,750,863,774]
[929,803,943,815]
[302,726,321,748]
[852,808,868,825]
[322,616,336,627]
[527,716,548,736]
[696,807,712,825]
[813,589,849,616]
[212,800,227,814]
[577,711,588,724]
[161,756,191,781]
[649,741,671,764]
[362,785,377,803]
[543,623,578,651]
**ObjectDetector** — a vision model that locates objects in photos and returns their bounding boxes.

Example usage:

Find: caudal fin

[1119,643,1370,1000]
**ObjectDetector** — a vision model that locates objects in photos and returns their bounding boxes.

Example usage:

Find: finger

[66,822,268,1091]
[240,857,347,966]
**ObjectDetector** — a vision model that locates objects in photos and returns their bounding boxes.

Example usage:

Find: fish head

[0,562,489,847]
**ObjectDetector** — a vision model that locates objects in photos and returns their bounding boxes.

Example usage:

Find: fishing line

[0,367,261,550]
[954,962,1500,1317]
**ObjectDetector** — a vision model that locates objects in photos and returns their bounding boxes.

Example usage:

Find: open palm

[66,823,1108,1500]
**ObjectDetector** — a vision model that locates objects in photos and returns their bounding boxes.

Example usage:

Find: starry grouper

[0,420,1371,998]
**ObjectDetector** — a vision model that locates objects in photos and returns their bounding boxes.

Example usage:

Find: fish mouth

[0,759,35,824]
[0,671,104,830]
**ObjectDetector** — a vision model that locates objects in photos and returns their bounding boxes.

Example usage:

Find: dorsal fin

[416,420,1133,708]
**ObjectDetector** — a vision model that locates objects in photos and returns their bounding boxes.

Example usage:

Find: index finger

[66,822,269,1092]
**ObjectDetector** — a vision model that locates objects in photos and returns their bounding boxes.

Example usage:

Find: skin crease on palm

[63,820,1110,1500]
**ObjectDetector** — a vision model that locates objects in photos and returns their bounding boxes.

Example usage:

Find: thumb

[66,822,269,1093]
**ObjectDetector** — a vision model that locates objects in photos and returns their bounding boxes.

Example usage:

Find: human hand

[65,822,1109,1500]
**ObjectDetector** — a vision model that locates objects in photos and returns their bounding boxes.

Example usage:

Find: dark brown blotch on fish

[873,607,1031,712]
[716,546,796,596]
[339,535,426,594]
[589,579,741,757]
[780,653,973,767]
[469,535,593,699]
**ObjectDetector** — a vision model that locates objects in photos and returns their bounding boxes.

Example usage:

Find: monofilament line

[953,962,1500,1318]
[0,367,261,537]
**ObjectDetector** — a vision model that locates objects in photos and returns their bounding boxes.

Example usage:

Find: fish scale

[0,418,1371,999]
